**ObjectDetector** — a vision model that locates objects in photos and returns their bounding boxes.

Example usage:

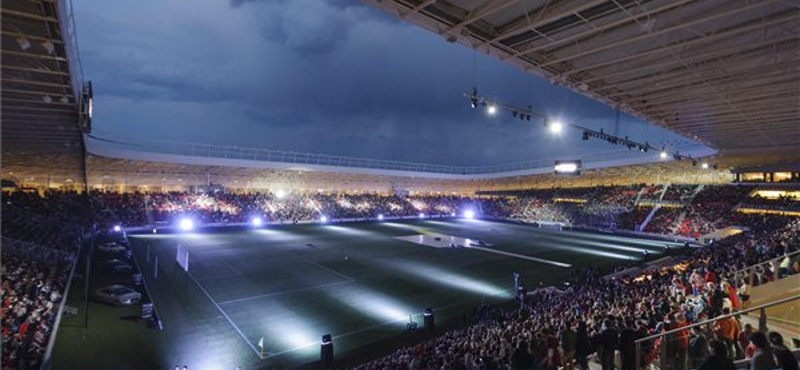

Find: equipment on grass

[423,307,435,332]
[320,334,333,368]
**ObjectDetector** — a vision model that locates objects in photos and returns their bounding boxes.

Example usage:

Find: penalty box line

[216,256,357,305]
[179,240,263,358]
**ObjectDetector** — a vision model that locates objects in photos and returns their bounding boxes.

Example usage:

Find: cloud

[72,0,701,167]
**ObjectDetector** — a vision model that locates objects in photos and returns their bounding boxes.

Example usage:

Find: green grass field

[52,219,682,370]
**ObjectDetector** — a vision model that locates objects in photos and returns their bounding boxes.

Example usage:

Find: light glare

[487,105,497,115]
[660,150,668,159]
[464,210,475,219]
[251,217,263,227]
[179,218,194,231]
[113,225,121,232]
[554,163,578,173]
[549,120,563,134]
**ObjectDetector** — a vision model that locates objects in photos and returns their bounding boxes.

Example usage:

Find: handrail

[729,249,800,280]
[635,294,800,344]
[86,133,710,176]
[40,241,81,370]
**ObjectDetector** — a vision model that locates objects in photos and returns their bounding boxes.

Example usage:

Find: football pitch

[54,219,682,369]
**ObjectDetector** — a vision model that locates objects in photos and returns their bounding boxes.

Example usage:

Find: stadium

[1,1,799,370]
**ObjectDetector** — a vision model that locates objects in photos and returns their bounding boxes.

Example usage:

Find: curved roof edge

[84,134,716,180]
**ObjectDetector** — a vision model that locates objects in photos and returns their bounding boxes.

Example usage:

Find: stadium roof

[1,0,86,185]
[360,0,800,152]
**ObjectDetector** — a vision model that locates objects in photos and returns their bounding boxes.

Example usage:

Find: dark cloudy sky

[73,0,700,167]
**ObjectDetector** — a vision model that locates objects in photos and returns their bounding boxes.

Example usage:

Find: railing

[86,134,711,176]
[634,295,800,370]
[730,249,800,289]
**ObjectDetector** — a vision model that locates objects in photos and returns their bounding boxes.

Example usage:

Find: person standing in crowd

[768,332,799,370]
[511,340,532,370]
[713,308,739,358]
[688,326,708,369]
[575,320,589,370]
[739,323,756,359]
[749,332,778,370]
[738,278,751,310]
[618,319,639,370]
[560,322,577,370]
[599,319,617,370]
[698,340,736,370]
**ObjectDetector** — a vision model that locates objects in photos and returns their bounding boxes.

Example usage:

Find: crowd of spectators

[350,214,800,370]
[661,185,698,203]
[1,251,72,369]
[644,207,683,235]
[740,195,800,212]
[3,184,800,370]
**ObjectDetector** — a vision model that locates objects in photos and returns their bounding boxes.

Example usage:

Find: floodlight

[320,215,328,223]
[152,228,157,234]
[377,214,384,221]
[701,162,709,169]
[451,212,456,217]
[554,163,578,173]
[113,225,121,232]
[487,105,497,115]
[660,150,668,159]
[251,216,263,227]
[464,210,475,219]
[548,120,563,134]
[418,213,425,218]
[179,218,194,231]
[275,189,286,199]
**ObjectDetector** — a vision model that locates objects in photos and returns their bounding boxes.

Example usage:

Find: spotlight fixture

[487,104,497,115]
[660,150,668,159]
[469,88,478,109]
[377,214,384,221]
[113,225,121,232]
[548,119,563,134]
[320,215,328,223]
[251,216,263,227]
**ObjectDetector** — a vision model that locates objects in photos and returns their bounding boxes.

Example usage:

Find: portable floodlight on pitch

[377,214,384,221]
[321,334,333,368]
[251,216,263,227]
[178,218,194,231]
[113,225,121,232]
[320,215,328,223]
[463,210,475,219]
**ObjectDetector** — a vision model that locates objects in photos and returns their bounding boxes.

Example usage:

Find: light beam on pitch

[388,260,511,298]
